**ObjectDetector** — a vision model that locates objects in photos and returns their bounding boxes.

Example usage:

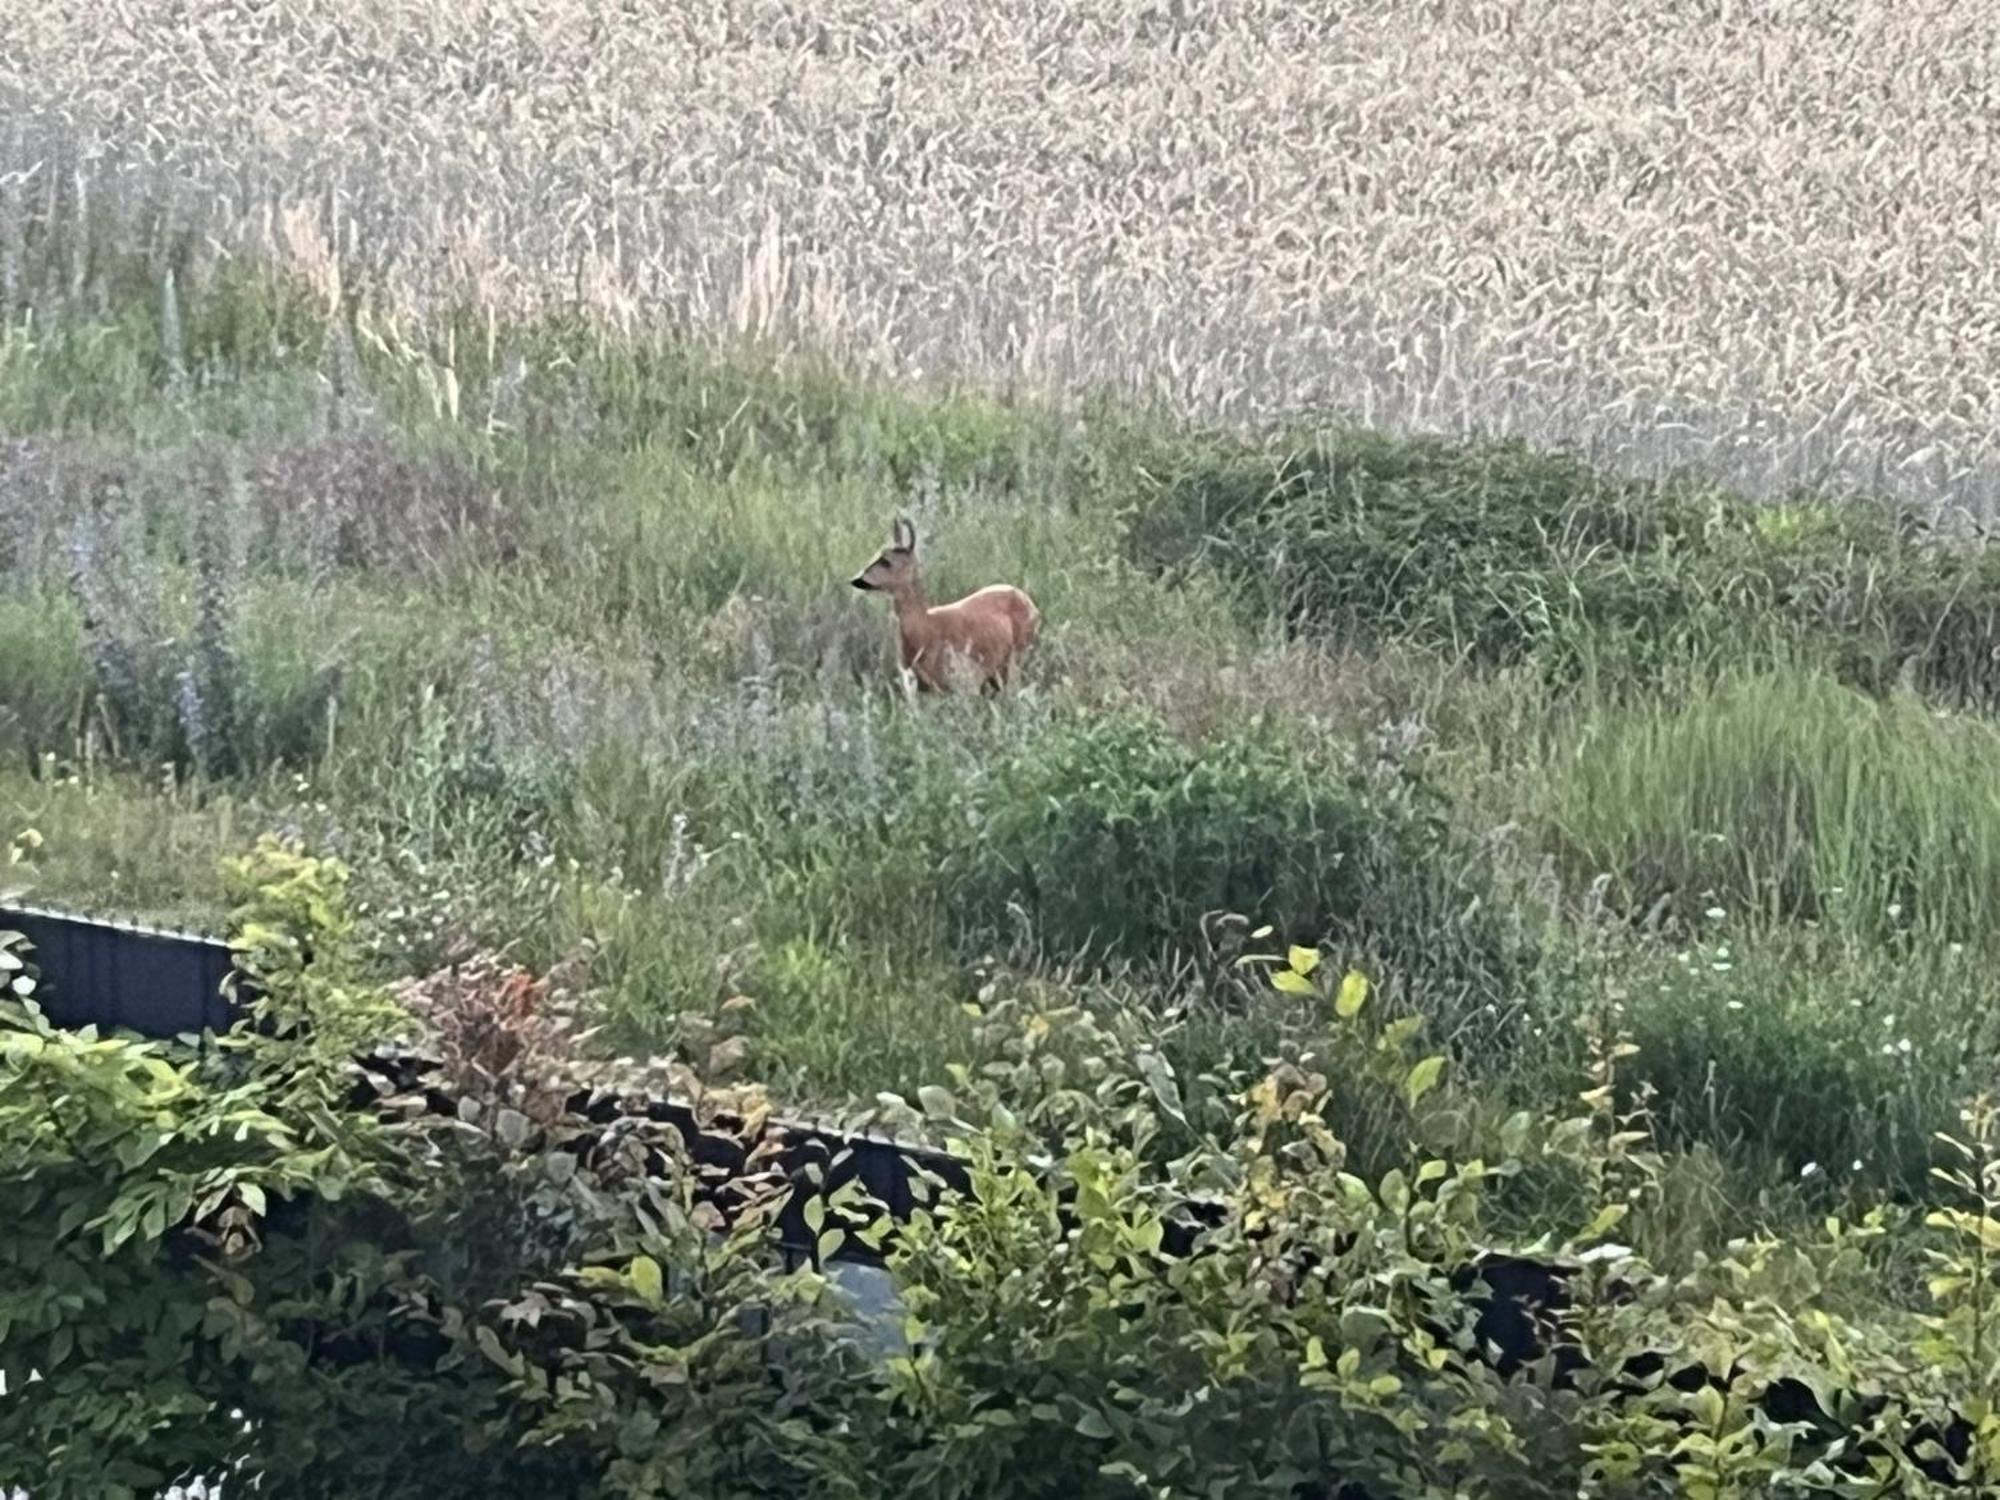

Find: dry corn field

[3,0,1999,509]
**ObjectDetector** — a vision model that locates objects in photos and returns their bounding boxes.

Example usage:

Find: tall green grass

[1547,668,2000,942]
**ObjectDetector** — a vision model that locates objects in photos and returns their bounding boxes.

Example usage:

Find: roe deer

[850,516,1040,693]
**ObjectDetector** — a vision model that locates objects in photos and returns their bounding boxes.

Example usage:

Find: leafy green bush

[1605,934,1977,1195]
[0,844,864,1500]
[951,712,1526,1022]
[1129,424,2000,700]
[9,849,2000,1497]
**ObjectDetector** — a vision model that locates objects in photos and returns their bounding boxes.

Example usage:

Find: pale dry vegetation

[5,0,2000,509]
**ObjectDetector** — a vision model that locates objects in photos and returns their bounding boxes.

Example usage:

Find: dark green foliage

[951,712,1525,1021]
[1129,424,2000,702]
[0,846,865,1500]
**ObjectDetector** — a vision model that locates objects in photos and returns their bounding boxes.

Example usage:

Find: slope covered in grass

[3,244,2000,1230]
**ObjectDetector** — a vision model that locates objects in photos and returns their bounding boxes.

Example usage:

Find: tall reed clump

[1544,667,2000,943]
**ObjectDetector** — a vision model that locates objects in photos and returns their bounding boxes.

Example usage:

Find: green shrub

[1129,423,2000,701]
[10,847,2000,1497]
[952,711,1526,1023]
[1608,934,1984,1195]
[0,845,863,1500]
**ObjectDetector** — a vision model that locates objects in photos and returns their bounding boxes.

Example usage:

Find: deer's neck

[889,580,933,637]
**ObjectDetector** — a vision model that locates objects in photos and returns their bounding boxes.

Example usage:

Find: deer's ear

[894,515,916,550]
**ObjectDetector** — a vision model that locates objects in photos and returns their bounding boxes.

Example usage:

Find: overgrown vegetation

[7,173,2000,1492]
[10,849,2000,1498]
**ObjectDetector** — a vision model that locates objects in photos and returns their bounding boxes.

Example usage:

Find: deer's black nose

[851,576,870,590]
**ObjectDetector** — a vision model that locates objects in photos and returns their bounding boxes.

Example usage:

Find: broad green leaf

[1404,1055,1445,1109]
[1287,944,1321,976]
[1271,969,1315,996]
[630,1254,665,1308]
[474,1323,519,1375]
[1335,971,1369,1019]
[917,1085,957,1121]
[1138,1051,1186,1125]
[1580,1202,1629,1241]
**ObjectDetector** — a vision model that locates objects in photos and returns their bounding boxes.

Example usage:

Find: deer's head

[851,515,918,593]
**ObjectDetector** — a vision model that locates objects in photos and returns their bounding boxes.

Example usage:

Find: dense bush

[951,712,1525,1019]
[1129,424,2000,700]
[10,848,2000,1498]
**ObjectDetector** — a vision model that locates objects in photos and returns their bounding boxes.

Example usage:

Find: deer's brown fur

[850,516,1039,693]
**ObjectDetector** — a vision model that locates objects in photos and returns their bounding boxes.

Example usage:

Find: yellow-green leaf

[1581,1202,1629,1240]
[1404,1055,1445,1109]
[1271,969,1315,996]
[630,1254,665,1308]
[1287,945,1321,977]
[1335,971,1369,1019]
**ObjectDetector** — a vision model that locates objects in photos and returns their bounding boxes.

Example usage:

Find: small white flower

[1800,1162,1821,1179]
[1898,1038,1913,1054]
[1726,1000,1745,1011]
[1704,906,1726,921]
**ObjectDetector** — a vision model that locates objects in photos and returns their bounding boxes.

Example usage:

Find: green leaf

[1138,1051,1186,1125]
[473,1323,519,1376]
[1287,944,1321,976]
[1581,1202,1630,1241]
[495,1108,530,1148]
[917,1085,957,1121]
[1690,1383,1727,1430]
[1271,970,1315,996]
[1335,971,1369,1019]
[1404,1055,1445,1109]
[630,1254,665,1309]
[1075,1410,1113,1440]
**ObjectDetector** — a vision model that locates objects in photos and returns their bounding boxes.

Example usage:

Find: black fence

[0,901,966,1266]
[1,904,238,1037]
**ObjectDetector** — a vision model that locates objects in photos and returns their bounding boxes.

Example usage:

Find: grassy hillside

[4,229,2000,1253]
[5,0,2000,1327]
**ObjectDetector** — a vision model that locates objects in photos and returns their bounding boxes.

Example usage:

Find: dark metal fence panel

[0,903,969,1263]
[0,904,238,1038]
